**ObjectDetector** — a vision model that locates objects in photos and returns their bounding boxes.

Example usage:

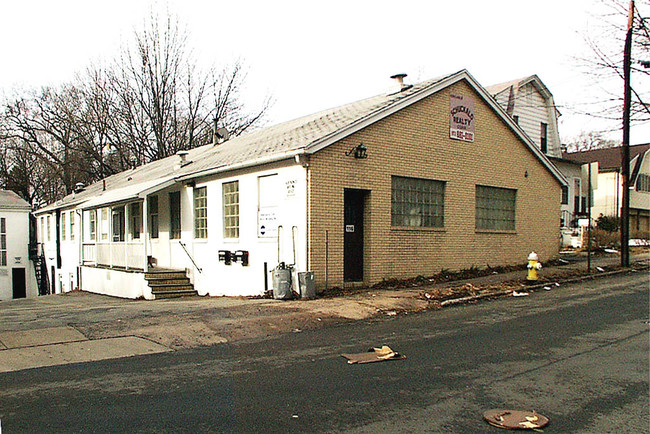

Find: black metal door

[12,268,26,299]
[344,189,365,282]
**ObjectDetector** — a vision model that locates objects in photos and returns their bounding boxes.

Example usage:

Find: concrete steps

[145,269,197,299]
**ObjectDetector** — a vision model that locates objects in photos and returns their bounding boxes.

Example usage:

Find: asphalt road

[0,271,648,433]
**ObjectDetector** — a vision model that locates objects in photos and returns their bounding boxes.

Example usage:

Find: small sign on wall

[450,94,475,142]
[285,180,296,198]
[14,257,22,265]
[345,225,355,233]
[259,208,279,238]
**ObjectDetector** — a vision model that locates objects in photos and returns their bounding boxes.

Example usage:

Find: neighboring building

[487,75,586,242]
[35,69,566,299]
[486,75,562,158]
[0,190,38,301]
[563,144,650,234]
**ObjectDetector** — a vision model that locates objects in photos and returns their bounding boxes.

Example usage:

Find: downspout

[77,209,83,290]
[143,197,149,273]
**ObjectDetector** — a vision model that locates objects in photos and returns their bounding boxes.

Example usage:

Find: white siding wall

[186,163,308,297]
[511,83,562,158]
[0,209,37,301]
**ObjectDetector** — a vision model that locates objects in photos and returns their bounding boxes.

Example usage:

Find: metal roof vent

[74,182,85,193]
[388,73,413,94]
[175,150,192,170]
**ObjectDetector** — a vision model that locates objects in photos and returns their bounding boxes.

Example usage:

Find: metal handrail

[179,241,203,273]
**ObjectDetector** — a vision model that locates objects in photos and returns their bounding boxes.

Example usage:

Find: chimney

[389,73,412,94]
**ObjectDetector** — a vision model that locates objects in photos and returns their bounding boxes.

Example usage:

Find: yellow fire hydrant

[527,252,542,282]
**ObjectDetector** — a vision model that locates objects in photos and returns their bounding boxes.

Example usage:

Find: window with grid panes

[47,215,51,241]
[637,174,650,192]
[475,185,517,231]
[193,187,208,239]
[70,212,75,240]
[223,181,239,238]
[0,217,6,266]
[89,210,96,241]
[61,213,66,240]
[391,176,445,228]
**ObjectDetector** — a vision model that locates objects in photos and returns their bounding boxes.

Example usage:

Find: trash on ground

[483,409,549,430]
[341,345,406,364]
[558,258,570,264]
[554,282,560,287]
[544,286,551,291]
[604,248,618,253]
[386,310,397,316]
[512,290,529,297]
[596,266,605,272]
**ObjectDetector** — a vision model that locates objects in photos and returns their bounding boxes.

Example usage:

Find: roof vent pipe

[177,150,189,164]
[74,182,85,193]
[389,73,412,94]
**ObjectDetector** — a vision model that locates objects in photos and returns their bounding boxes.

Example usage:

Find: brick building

[35,70,566,298]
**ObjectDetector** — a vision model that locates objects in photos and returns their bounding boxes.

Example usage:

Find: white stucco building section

[188,163,308,297]
[0,191,37,301]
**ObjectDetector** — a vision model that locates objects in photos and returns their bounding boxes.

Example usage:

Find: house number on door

[345,225,355,233]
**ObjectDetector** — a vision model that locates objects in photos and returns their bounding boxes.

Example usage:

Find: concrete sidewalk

[0,251,647,373]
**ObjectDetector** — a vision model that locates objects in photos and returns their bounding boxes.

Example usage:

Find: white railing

[82,243,96,264]
[87,241,144,270]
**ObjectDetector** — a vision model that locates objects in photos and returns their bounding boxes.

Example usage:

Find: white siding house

[0,190,38,300]
[487,75,562,158]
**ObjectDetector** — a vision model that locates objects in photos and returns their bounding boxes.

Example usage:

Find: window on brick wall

[391,176,445,228]
[475,185,517,231]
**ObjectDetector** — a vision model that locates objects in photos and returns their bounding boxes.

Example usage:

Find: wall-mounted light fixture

[345,143,368,159]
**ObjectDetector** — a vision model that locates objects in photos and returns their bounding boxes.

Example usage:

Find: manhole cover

[483,409,549,430]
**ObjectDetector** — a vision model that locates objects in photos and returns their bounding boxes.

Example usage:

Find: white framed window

[40,217,45,243]
[89,210,96,241]
[112,206,125,242]
[129,202,142,239]
[169,192,181,240]
[61,213,66,241]
[149,195,159,239]
[476,185,517,231]
[391,176,445,228]
[47,215,51,241]
[637,174,650,192]
[0,217,6,266]
[70,212,75,241]
[100,208,109,241]
[223,181,239,239]
[193,187,208,239]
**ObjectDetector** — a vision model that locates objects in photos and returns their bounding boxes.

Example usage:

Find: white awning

[81,177,177,210]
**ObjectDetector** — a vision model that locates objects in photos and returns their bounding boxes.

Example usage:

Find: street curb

[438,266,646,307]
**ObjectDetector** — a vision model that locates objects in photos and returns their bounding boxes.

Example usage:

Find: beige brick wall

[308,80,561,288]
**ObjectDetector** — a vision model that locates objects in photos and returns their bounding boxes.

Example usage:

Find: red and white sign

[450,94,475,142]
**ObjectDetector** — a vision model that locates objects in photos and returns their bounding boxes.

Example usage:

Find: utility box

[298,272,315,299]
[272,266,292,300]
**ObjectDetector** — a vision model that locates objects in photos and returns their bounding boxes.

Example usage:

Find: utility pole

[621,0,634,268]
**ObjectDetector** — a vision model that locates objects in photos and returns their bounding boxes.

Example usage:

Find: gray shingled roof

[36,69,566,214]
[0,190,30,210]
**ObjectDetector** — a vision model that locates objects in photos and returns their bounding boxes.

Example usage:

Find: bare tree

[0,11,270,204]
[575,0,650,131]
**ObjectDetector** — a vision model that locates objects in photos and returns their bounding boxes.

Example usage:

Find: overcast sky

[1,0,648,145]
